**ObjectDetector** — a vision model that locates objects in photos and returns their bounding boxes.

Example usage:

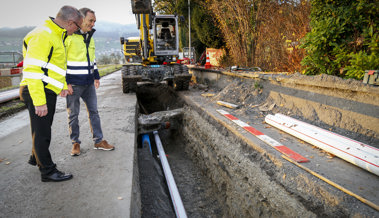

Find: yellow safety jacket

[66,29,100,85]
[20,18,68,106]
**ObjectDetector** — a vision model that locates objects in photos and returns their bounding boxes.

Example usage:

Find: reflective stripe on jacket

[20,18,68,106]
[66,29,100,85]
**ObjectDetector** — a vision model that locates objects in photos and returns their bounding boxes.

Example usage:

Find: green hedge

[301,0,378,79]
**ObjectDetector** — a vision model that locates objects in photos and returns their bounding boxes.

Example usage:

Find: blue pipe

[142,134,152,154]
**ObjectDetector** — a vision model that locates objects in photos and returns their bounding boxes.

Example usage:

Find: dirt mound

[285,73,379,94]
[212,80,266,107]
[198,73,379,146]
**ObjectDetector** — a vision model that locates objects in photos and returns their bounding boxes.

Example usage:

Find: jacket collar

[74,28,96,36]
[74,28,96,43]
[46,17,67,39]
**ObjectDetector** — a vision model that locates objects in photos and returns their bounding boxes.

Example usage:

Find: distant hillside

[0,21,139,58]
[0,21,138,38]
[0,26,35,37]
[92,21,139,57]
[96,21,138,36]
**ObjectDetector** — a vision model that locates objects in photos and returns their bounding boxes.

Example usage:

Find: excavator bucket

[131,0,152,14]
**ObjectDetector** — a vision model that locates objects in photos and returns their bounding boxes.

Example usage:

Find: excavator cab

[153,15,179,62]
[120,0,191,93]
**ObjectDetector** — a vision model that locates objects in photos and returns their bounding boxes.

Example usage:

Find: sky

[0,0,136,28]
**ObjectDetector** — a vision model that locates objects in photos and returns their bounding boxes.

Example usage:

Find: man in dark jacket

[66,8,115,156]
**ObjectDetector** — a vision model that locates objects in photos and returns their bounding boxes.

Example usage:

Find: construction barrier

[363,70,379,85]
[204,52,212,69]
[0,68,22,76]
[206,48,225,67]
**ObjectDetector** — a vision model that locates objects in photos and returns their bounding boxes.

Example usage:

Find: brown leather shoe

[94,140,115,151]
[71,143,81,156]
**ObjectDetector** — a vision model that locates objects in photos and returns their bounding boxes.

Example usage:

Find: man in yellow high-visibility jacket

[20,5,83,182]
[66,8,115,156]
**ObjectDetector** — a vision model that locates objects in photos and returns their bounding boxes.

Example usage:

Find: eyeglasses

[71,20,81,30]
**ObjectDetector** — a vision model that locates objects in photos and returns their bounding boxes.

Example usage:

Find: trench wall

[180,103,376,217]
[181,105,316,217]
[178,67,379,216]
[130,104,141,218]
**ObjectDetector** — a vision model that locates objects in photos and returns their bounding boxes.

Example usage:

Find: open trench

[134,83,314,217]
[133,81,378,217]
[135,83,225,217]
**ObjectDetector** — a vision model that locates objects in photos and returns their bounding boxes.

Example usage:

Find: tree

[191,3,224,49]
[301,0,379,79]
[154,0,311,71]
[206,0,257,67]
[97,55,111,65]
[110,52,122,64]
[205,0,310,71]
[154,0,178,14]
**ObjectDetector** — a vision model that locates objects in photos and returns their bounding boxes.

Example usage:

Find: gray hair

[79,8,95,17]
[56,5,83,22]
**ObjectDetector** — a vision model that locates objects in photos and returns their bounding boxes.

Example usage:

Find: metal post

[188,0,191,64]
[142,14,148,60]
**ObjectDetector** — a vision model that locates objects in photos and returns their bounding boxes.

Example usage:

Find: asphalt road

[0,71,137,217]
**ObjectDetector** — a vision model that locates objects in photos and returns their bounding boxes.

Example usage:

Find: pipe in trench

[142,133,152,154]
[153,130,187,218]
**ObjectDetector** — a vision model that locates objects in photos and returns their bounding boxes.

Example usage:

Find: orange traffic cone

[204,52,212,69]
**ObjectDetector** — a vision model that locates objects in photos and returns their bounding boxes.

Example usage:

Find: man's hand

[35,104,48,117]
[94,79,100,89]
[67,84,73,95]
[60,89,69,97]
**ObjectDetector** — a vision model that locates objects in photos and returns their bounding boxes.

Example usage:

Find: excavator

[120,0,192,93]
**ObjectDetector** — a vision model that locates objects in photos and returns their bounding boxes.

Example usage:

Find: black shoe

[41,170,73,182]
[28,155,37,166]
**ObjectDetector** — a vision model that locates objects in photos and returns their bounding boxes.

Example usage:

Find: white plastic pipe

[265,114,379,176]
[153,131,187,218]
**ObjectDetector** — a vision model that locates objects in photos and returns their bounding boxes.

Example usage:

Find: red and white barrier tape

[217,109,309,163]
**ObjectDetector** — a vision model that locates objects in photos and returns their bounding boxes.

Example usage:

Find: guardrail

[0,51,23,67]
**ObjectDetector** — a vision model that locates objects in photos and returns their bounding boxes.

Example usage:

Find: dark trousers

[21,86,57,175]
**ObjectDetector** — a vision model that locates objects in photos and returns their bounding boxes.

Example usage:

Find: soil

[133,77,379,217]
[192,76,379,146]
[136,83,224,217]
[181,78,379,216]
[138,129,225,218]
